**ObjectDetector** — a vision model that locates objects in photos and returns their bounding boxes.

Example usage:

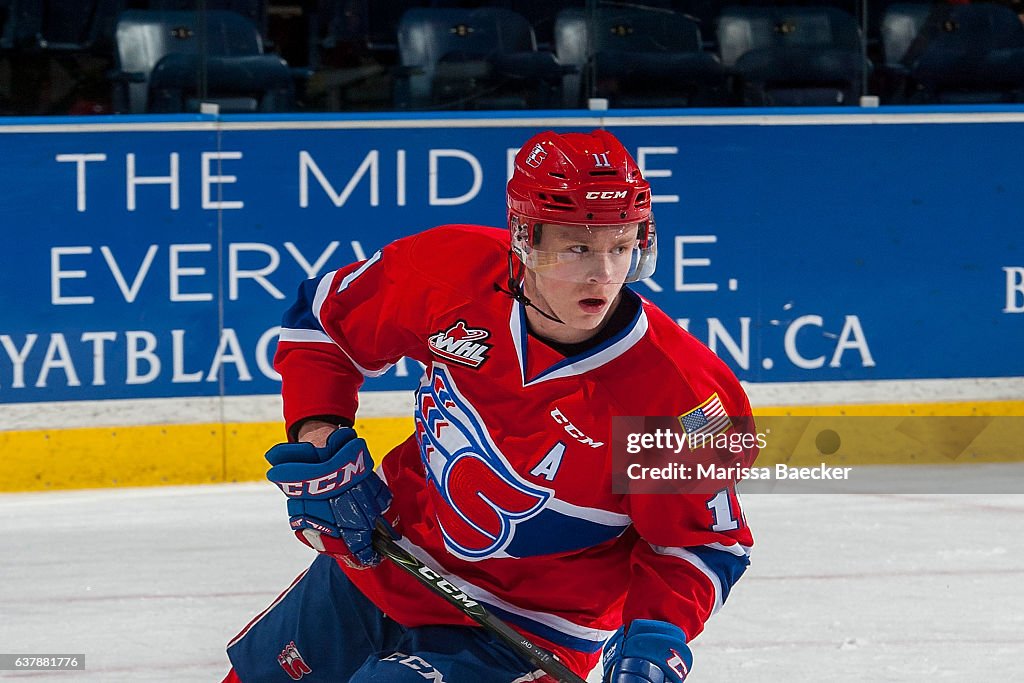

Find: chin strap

[493,251,564,325]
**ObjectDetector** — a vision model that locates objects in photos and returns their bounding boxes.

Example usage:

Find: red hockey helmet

[507,130,657,283]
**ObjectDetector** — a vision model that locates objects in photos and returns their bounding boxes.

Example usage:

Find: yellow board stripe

[753,400,1024,417]
[1,401,1021,492]
[752,401,1024,468]
[0,417,414,493]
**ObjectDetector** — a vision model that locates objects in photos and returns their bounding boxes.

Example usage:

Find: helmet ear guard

[508,214,532,264]
[629,217,657,282]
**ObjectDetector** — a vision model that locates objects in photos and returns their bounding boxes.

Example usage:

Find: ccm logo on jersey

[585,190,628,200]
[277,641,312,680]
[551,407,604,448]
[428,321,492,368]
[275,452,366,497]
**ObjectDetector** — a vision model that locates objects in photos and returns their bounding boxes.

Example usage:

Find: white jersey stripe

[278,328,334,344]
[311,267,394,378]
[702,541,751,557]
[509,297,529,387]
[336,250,382,294]
[311,268,338,323]
[546,498,632,527]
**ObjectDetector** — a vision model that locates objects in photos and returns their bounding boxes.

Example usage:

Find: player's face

[523,223,637,343]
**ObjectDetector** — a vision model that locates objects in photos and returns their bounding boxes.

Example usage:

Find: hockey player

[223,130,754,682]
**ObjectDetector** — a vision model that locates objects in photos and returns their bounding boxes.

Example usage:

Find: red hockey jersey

[275,224,754,676]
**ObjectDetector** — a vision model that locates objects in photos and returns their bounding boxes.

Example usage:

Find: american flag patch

[678,393,732,437]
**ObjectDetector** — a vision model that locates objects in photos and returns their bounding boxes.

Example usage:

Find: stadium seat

[110,10,293,113]
[506,0,583,49]
[882,2,933,66]
[903,2,1024,103]
[555,5,725,108]
[717,5,868,106]
[0,0,22,51]
[878,2,931,101]
[394,7,568,110]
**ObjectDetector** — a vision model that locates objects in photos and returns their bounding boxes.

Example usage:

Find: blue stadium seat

[110,9,293,113]
[717,5,868,106]
[555,5,725,108]
[0,0,22,51]
[394,7,567,110]
[903,2,1024,103]
[877,1,931,101]
[507,0,583,49]
[882,2,933,66]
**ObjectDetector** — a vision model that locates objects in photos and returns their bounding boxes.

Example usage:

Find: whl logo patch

[428,321,492,368]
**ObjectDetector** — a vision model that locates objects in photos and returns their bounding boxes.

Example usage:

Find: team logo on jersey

[427,321,492,369]
[415,366,551,560]
[277,641,311,680]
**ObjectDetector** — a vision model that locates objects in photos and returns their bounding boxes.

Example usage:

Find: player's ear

[532,223,543,247]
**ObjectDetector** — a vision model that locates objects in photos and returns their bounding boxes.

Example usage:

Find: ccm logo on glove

[666,649,689,677]
[274,452,367,497]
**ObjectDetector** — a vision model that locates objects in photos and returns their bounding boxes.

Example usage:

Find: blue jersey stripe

[502,508,629,558]
[684,545,750,604]
[282,277,327,333]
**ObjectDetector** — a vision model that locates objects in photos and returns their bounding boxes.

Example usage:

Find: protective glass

[514,221,657,284]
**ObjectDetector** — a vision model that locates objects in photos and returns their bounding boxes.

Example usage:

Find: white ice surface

[1,478,1022,682]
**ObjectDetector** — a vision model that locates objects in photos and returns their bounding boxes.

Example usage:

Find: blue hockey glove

[265,427,396,569]
[603,620,693,683]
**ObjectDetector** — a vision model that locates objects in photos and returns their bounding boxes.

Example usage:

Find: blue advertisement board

[1,110,1022,404]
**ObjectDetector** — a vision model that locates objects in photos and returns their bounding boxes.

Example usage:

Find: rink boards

[0,109,1022,490]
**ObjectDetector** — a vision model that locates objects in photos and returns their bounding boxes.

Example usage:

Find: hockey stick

[371,523,588,683]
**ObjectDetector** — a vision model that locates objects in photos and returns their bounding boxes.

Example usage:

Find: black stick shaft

[371,527,588,683]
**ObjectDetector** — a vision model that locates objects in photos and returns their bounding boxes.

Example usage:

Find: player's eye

[568,245,589,254]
